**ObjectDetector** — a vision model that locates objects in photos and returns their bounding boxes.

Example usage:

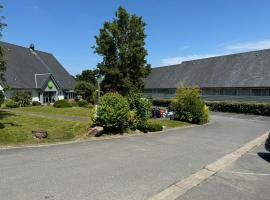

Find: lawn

[0,110,89,146]
[148,118,191,128]
[13,106,90,117]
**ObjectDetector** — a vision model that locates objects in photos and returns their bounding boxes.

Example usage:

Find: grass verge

[148,118,191,128]
[0,110,88,146]
[12,106,90,117]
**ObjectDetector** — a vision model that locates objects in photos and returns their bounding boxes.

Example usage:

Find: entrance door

[43,92,56,103]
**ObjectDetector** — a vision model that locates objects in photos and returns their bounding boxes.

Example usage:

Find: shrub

[128,110,138,130]
[53,100,72,108]
[206,101,270,116]
[78,99,88,107]
[96,92,129,132]
[0,90,4,106]
[75,81,96,103]
[12,91,31,107]
[147,121,163,132]
[89,105,96,127]
[127,92,152,131]
[69,99,78,107]
[32,101,42,106]
[5,99,19,108]
[172,86,209,124]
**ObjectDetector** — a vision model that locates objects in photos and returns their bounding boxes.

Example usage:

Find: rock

[32,130,48,139]
[87,126,104,136]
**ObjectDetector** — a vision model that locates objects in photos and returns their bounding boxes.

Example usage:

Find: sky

[1,0,270,75]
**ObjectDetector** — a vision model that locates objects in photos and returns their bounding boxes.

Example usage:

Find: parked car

[265,132,270,152]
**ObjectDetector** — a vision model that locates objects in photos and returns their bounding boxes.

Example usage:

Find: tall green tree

[93,6,151,95]
[0,4,6,83]
[75,69,98,86]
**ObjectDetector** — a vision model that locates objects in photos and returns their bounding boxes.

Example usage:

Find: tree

[0,5,6,83]
[93,6,151,96]
[75,69,98,86]
[74,81,96,102]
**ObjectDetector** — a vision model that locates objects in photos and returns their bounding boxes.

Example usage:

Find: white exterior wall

[31,90,40,102]
[58,95,64,100]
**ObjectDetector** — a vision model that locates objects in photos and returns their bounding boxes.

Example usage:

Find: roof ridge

[0,41,52,55]
[153,48,270,69]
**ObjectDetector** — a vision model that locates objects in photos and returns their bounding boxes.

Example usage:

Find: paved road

[177,144,270,200]
[0,113,270,200]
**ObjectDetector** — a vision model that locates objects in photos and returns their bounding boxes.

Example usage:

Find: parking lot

[178,144,270,200]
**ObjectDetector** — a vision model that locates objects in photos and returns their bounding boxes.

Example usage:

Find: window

[237,89,250,96]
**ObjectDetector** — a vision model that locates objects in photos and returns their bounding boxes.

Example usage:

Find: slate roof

[1,41,75,90]
[145,49,270,89]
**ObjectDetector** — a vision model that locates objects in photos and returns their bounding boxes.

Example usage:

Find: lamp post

[97,76,104,104]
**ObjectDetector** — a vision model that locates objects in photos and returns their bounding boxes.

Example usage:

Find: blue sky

[2,0,270,75]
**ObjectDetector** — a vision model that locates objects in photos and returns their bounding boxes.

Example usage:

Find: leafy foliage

[0,5,6,83]
[5,99,19,108]
[147,121,163,132]
[78,99,88,107]
[127,92,151,131]
[75,69,98,86]
[32,101,42,106]
[207,101,270,116]
[172,86,209,124]
[53,100,72,108]
[75,81,96,102]
[0,90,4,105]
[96,92,129,132]
[12,91,31,107]
[93,6,151,95]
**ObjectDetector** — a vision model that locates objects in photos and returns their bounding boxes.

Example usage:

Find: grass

[12,106,91,117]
[148,118,191,128]
[0,110,89,146]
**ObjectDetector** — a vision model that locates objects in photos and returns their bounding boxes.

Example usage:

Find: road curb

[148,132,269,200]
[0,123,196,151]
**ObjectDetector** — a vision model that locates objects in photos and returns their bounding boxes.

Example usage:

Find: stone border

[148,132,269,200]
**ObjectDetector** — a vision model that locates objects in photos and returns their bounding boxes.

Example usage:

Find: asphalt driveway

[0,112,270,200]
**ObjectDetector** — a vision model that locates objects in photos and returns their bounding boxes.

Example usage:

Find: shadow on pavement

[258,152,270,163]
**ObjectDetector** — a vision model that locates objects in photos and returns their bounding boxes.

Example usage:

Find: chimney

[29,43,35,50]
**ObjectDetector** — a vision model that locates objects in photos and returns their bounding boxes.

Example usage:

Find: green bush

[96,92,129,132]
[53,99,72,108]
[206,101,270,116]
[32,101,42,106]
[172,86,209,124]
[75,81,96,103]
[12,91,32,107]
[69,99,78,107]
[147,121,163,132]
[5,99,19,108]
[127,92,152,131]
[0,91,4,106]
[78,99,88,107]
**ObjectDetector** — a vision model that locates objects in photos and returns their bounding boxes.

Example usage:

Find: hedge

[147,121,163,132]
[206,101,270,116]
[152,99,172,107]
[53,100,72,108]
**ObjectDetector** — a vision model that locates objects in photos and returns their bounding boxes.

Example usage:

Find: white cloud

[161,54,220,66]
[161,39,270,66]
[226,40,270,51]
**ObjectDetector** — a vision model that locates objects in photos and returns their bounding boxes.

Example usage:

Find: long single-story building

[144,49,270,102]
[0,41,75,104]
